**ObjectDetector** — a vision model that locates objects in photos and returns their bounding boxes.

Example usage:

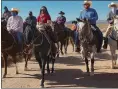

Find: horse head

[76,18,92,42]
[1,19,9,41]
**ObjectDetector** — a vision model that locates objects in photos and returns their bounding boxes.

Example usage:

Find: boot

[103,37,108,49]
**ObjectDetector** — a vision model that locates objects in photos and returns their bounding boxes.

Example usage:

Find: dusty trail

[2,45,118,88]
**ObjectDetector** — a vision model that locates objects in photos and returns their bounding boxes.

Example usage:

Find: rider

[56,11,68,39]
[3,6,11,21]
[56,11,66,30]
[37,6,51,24]
[7,8,23,52]
[71,21,80,52]
[103,2,118,49]
[79,0,103,53]
[25,11,37,44]
[37,6,57,53]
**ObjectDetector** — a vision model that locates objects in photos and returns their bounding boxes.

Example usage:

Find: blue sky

[2,1,118,21]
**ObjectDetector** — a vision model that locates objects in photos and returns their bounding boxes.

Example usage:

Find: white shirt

[7,15,23,33]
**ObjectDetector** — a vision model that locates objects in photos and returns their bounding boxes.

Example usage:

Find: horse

[23,22,36,70]
[1,18,33,77]
[33,23,58,88]
[107,16,118,69]
[1,18,22,77]
[50,21,71,56]
[76,18,98,76]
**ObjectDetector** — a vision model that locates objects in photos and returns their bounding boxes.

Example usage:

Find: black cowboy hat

[59,11,65,15]
[4,6,8,9]
[72,21,77,24]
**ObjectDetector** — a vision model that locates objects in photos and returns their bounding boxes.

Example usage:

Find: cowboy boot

[103,37,108,49]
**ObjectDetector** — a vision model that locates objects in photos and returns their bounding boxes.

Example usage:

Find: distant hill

[66,20,107,24]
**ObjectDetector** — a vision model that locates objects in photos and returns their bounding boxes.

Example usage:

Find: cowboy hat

[4,6,8,9]
[11,8,19,12]
[72,21,77,24]
[83,1,92,6]
[59,11,65,15]
[108,2,118,8]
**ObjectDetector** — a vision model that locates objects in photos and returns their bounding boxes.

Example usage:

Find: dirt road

[2,45,118,88]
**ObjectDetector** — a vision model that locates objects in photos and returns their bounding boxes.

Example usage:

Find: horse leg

[70,37,74,52]
[90,58,94,76]
[64,39,68,54]
[47,56,50,74]
[110,48,116,69]
[3,53,8,78]
[51,57,55,73]
[40,58,46,88]
[24,55,29,71]
[34,51,42,70]
[57,42,60,57]
[60,42,64,55]
[12,56,19,74]
[85,57,89,75]
[116,53,118,65]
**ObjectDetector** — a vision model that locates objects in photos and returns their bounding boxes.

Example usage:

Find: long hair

[39,6,50,16]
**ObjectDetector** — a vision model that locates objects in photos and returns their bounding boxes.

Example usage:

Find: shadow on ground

[7,68,118,88]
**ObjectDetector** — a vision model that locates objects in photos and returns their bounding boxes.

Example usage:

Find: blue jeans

[74,30,79,48]
[16,32,23,44]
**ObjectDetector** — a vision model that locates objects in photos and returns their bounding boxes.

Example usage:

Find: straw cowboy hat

[11,8,19,12]
[83,1,92,6]
[59,11,65,15]
[108,2,118,8]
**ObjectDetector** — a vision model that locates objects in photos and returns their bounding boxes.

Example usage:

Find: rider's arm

[107,12,114,24]
[89,9,98,21]
[16,16,23,32]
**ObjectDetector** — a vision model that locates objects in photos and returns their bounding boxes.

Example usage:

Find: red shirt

[37,14,51,23]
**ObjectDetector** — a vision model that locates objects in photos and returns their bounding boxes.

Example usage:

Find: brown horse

[1,18,32,77]
[50,21,71,56]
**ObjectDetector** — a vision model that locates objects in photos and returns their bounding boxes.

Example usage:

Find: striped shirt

[7,16,23,33]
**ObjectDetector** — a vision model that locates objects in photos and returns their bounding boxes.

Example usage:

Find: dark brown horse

[1,18,32,77]
[33,23,58,88]
[50,21,71,56]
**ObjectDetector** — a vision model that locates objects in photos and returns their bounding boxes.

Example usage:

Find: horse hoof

[112,66,115,69]
[40,84,44,88]
[24,68,28,71]
[3,74,6,78]
[90,72,94,76]
[47,70,50,74]
[16,72,19,74]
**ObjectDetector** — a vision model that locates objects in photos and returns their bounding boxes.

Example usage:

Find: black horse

[33,23,58,88]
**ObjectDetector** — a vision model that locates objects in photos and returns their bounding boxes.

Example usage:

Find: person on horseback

[56,11,66,30]
[71,21,80,52]
[24,11,37,44]
[37,6,57,54]
[7,8,23,52]
[37,6,51,24]
[3,6,11,22]
[103,2,118,49]
[79,0,103,53]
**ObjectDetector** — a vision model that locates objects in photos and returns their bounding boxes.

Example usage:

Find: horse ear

[76,18,82,22]
[83,18,89,22]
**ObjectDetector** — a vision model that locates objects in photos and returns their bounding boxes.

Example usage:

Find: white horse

[108,15,118,69]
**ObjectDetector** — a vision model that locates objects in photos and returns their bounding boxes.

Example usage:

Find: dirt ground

[1,45,118,88]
